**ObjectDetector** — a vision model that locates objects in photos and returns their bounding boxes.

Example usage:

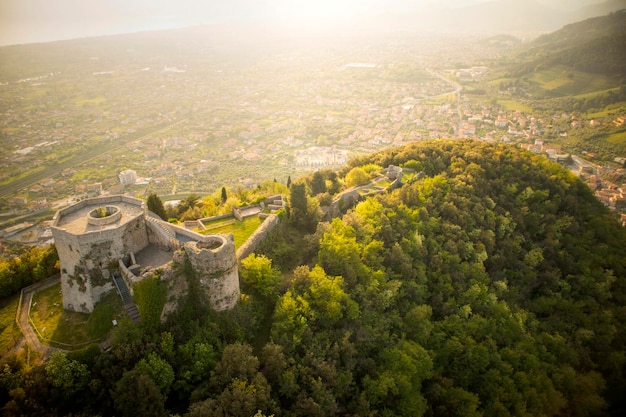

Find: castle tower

[183,235,240,311]
[52,195,241,315]
[51,196,149,312]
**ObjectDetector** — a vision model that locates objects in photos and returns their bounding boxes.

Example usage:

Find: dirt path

[16,275,64,360]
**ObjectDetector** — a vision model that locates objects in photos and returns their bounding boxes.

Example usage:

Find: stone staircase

[146,215,180,250]
[112,271,141,323]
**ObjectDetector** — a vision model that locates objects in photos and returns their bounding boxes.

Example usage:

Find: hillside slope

[511,9,626,77]
[260,140,626,416]
[530,8,626,50]
[3,141,626,416]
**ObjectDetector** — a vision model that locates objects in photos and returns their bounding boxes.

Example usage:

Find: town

[1,27,625,251]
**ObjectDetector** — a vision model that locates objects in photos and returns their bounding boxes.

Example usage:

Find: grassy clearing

[0,294,21,355]
[1,126,24,134]
[575,87,621,100]
[607,131,626,144]
[30,283,124,348]
[0,165,45,187]
[161,193,204,202]
[403,171,417,182]
[203,216,235,228]
[373,179,392,188]
[486,77,517,87]
[528,66,616,96]
[498,100,533,113]
[587,103,626,119]
[202,216,262,248]
[74,96,107,107]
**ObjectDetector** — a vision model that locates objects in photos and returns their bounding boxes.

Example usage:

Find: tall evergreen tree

[289,182,320,232]
[289,182,308,229]
[221,187,228,204]
[146,193,167,220]
[311,171,327,195]
[289,183,307,220]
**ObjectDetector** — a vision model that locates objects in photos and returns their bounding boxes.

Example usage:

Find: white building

[118,169,137,186]
[294,147,348,168]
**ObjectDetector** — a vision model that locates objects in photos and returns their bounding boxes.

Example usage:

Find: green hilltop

[3,140,626,416]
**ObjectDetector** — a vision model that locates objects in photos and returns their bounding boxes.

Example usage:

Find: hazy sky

[0,0,609,46]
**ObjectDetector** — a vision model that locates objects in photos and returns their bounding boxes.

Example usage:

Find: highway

[0,119,187,199]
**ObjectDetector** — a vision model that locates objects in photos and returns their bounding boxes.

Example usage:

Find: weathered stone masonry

[185,235,239,311]
[51,195,239,314]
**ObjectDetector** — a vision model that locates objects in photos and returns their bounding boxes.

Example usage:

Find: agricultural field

[526,66,616,96]
[607,130,626,144]
[497,99,534,113]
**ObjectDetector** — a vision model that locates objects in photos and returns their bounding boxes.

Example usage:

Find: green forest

[2,141,626,416]
[0,246,58,299]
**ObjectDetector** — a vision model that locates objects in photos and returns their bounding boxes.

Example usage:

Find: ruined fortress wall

[51,195,149,312]
[263,195,284,205]
[53,228,98,312]
[54,195,144,220]
[168,222,205,241]
[118,259,137,293]
[72,215,149,264]
[184,234,239,311]
[236,214,280,260]
[55,215,149,312]
[146,218,173,250]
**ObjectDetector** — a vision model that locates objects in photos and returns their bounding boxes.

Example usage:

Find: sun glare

[275,0,362,21]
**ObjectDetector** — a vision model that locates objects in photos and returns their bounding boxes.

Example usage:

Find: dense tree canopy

[0,245,59,298]
[3,141,626,417]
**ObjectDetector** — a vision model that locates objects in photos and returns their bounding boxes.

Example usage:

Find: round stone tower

[183,234,239,311]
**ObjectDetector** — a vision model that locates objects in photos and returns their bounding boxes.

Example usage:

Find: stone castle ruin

[51,195,239,314]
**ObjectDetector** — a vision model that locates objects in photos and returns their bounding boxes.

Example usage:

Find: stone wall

[326,190,361,219]
[58,215,149,312]
[118,259,136,294]
[54,194,145,220]
[167,222,204,241]
[52,196,149,313]
[263,195,283,205]
[159,250,189,322]
[184,234,239,311]
[54,229,97,312]
[199,213,232,223]
[146,217,175,250]
[53,195,244,315]
[236,214,280,260]
[184,219,205,230]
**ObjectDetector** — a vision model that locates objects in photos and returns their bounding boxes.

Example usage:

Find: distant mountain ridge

[510,9,626,76]
[574,0,626,20]
[402,0,626,34]
[530,8,626,50]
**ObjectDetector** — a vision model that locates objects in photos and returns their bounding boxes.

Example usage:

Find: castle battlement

[51,195,239,314]
[184,235,239,311]
[53,195,145,236]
